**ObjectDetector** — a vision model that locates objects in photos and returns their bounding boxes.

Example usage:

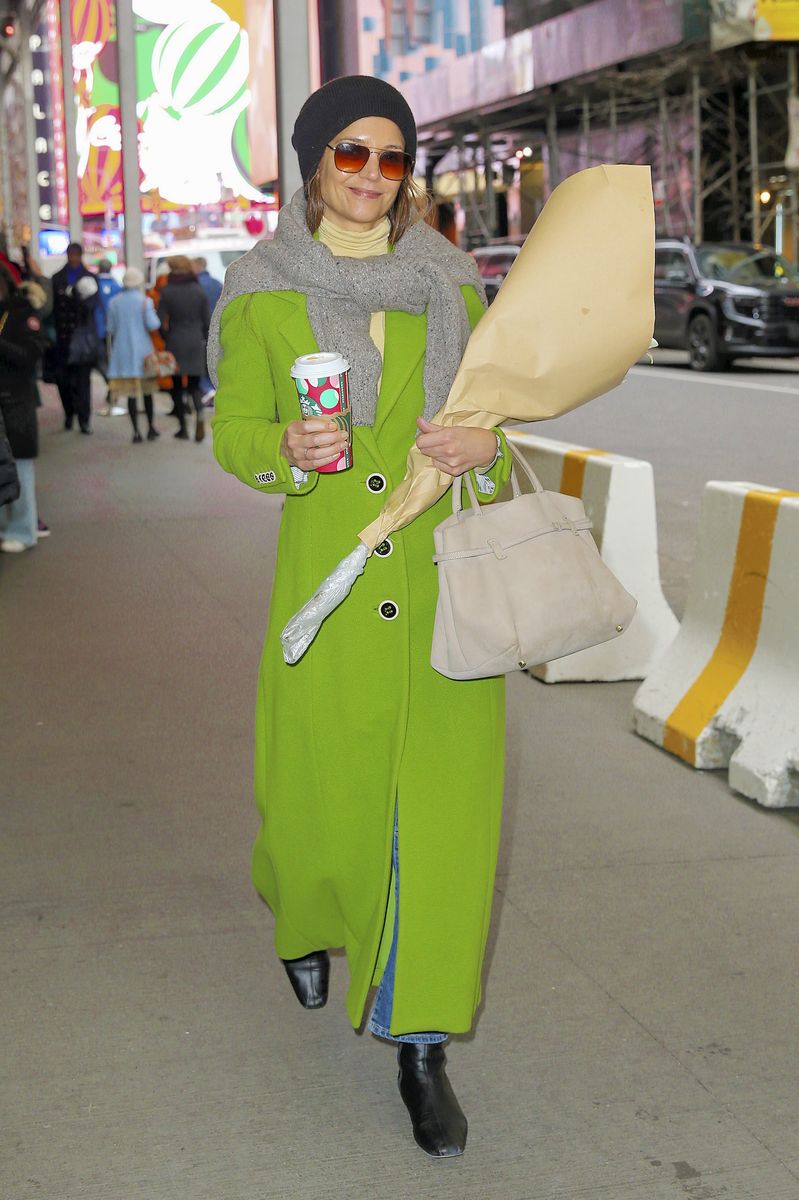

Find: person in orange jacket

[147,270,178,414]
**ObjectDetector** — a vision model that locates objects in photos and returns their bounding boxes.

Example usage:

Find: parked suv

[654,239,799,370]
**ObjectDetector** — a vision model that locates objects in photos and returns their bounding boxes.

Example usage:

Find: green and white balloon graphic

[152,14,249,118]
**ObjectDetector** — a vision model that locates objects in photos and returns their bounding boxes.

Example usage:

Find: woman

[0,267,47,552]
[107,267,161,443]
[210,76,511,1158]
[157,255,210,442]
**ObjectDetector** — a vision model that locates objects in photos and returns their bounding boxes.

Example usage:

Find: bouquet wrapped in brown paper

[281,164,655,664]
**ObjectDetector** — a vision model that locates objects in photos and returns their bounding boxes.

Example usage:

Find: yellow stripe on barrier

[663,488,798,765]
[559,448,608,498]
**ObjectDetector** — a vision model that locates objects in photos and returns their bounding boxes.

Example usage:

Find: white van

[39,233,263,287]
[144,233,262,288]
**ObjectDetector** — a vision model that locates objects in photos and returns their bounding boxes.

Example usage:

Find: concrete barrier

[508,429,678,682]
[632,482,799,808]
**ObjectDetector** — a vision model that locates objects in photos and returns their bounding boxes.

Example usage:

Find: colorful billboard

[711,0,799,49]
[134,0,268,209]
[64,0,277,218]
[67,0,122,216]
[32,0,70,228]
[756,0,799,38]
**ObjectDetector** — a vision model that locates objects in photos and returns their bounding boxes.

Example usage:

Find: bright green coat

[212,285,512,1035]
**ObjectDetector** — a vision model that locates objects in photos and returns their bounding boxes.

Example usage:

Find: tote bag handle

[452,440,545,517]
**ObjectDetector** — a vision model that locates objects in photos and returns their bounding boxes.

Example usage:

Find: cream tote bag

[430,446,638,680]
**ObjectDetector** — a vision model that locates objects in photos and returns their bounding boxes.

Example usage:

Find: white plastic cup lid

[291,352,350,380]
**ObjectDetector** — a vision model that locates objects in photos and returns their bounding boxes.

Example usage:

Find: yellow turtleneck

[317,216,390,363]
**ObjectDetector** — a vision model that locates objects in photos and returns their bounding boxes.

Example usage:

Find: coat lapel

[275,291,318,358]
[373,309,426,435]
[273,292,426,439]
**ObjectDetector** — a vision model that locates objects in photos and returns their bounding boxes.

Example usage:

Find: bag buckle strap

[488,538,508,561]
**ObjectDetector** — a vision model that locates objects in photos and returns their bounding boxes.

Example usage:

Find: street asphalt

[539,349,799,616]
[2,365,799,1199]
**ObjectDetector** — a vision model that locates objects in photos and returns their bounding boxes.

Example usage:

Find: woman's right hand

[281,418,348,472]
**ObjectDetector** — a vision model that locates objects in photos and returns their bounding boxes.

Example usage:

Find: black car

[654,239,799,370]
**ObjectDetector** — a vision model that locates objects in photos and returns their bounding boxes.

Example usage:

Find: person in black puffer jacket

[0,407,20,507]
[51,242,98,434]
[0,267,48,553]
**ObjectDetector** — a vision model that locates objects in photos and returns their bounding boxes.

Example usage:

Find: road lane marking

[629,366,799,396]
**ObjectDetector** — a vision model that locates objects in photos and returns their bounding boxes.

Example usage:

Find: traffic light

[1,14,16,39]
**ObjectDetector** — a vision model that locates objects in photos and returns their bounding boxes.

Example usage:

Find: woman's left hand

[415,417,497,476]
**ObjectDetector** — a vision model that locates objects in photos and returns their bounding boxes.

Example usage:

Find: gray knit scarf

[207,188,485,425]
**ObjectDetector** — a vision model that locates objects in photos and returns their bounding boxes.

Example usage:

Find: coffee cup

[290,352,352,473]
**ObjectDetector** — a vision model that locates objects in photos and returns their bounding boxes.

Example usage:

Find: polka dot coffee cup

[290,352,352,474]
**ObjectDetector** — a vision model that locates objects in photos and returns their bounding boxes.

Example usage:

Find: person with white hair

[94,257,123,416]
[107,267,161,443]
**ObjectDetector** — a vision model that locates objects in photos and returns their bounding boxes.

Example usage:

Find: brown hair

[167,254,195,276]
[304,168,430,244]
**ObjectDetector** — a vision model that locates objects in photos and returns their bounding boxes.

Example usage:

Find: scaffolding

[433,40,799,258]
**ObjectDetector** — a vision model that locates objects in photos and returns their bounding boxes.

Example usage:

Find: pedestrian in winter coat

[94,258,122,341]
[157,256,210,442]
[0,408,19,508]
[193,256,223,401]
[210,75,511,1159]
[0,267,47,552]
[51,242,99,434]
[107,267,161,443]
[94,258,122,413]
[192,256,223,312]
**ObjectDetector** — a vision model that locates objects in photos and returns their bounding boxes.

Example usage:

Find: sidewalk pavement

[3,389,799,1200]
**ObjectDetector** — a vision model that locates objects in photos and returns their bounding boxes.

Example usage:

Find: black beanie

[292,75,417,185]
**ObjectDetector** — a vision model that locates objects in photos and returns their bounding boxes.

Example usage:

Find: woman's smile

[318,116,405,232]
[348,186,383,200]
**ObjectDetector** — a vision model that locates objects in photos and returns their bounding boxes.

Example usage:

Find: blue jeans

[368,811,447,1046]
[0,459,37,547]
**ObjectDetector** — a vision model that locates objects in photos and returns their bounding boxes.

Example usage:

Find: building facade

[321,0,799,255]
[5,2,799,259]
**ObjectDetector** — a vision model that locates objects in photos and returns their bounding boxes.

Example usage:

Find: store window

[389,0,434,56]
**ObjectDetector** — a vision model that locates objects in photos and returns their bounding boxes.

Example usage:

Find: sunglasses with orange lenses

[326,141,414,182]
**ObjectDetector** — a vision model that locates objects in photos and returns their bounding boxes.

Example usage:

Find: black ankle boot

[397,1042,467,1158]
[281,951,330,1009]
